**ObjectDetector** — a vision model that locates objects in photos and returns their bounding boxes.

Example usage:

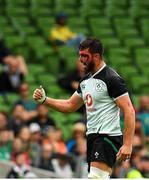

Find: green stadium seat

[31,0,54,7]
[65,55,78,71]
[81,0,104,8]
[124,38,145,49]
[141,87,149,95]
[58,46,76,59]
[92,27,114,38]
[66,113,82,123]
[116,28,139,39]
[105,5,127,17]
[106,0,128,6]
[70,26,89,36]
[37,73,57,88]
[6,7,28,16]
[37,17,55,28]
[131,95,140,109]
[0,26,16,36]
[28,64,45,75]
[25,74,36,84]
[109,56,131,68]
[47,84,67,97]
[0,104,11,113]
[55,0,78,8]
[6,0,29,6]
[0,64,3,73]
[5,35,25,49]
[130,0,149,6]
[129,6,149,18]
[140,18,149,40]
[89,17,113,37]
[6,93,19,105]
[89,17,111,27]
[135,48,149,74]
[113,17,135,27]
[68,17,86,28]
[43,55,60,75]
[101,37,121,48]
[29,84,39,96]
[131,76,149,94]
[11,17,30,26]
[0,17,9,25]
[108,47,130,57]
[119,66,139,80]
[80,0,104,17]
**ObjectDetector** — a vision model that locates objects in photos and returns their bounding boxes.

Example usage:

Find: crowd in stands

[0,12,149,178]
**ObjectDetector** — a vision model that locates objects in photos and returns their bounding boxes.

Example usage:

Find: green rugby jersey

[76,64,128,136]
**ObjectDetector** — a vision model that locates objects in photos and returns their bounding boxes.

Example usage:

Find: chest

[80,78,109,104]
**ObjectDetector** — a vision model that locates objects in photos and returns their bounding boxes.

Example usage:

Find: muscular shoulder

[94,66,128,99]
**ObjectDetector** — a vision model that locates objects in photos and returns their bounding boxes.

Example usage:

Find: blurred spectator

[67,122,86,153]
[133,134,143,147]
[111,161,130,178]
[126,155,149,178]
[130,146,148,169]
[0,111,9,131]
[54,128,67,154]
[38,143,54,171]
[73,137,88,178]
[18,127,30,149]
[9,104,37,135]
[0,129,13,160]
[14,82,37,111]
[43,127,60,154]
[137,96,149,141]
[50,12,85,49]
[11,138,24,162]
[58,60,85,93]
[29,123,42,167]
[0,38,28,75]
[137,95,149,113]
[17,127,31,165]
[7,152,37,178]
[30,104,56,135]
[0,58,24,93]
[135,118,145,142]
[51,154,73,178]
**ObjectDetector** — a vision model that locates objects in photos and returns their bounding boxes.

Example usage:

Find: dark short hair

[79,38,104,57]
[55,12,67,23]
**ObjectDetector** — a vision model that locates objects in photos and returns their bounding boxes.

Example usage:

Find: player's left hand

[33,85,46,104]
[116,144,132,161]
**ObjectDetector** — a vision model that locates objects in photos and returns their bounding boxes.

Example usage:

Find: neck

[92,60,105,74]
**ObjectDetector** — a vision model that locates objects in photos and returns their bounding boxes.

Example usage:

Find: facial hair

[84,60,95,74]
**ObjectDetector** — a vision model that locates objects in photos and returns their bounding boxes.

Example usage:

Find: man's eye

[81,55,88,58]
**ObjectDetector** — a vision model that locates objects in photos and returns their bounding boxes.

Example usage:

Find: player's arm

[107,74,135,161]
[44,93,84,113]
[33,86,84,113]
[115,94,135,161]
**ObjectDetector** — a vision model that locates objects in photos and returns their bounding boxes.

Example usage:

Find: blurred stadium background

[0,0,149,178]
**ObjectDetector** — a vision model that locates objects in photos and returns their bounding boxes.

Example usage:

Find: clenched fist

[33,85,46,103]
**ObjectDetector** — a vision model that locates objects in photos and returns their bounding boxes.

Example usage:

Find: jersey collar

[91,63,106,78]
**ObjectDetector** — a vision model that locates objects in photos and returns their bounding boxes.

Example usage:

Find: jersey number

[86,94,93,106]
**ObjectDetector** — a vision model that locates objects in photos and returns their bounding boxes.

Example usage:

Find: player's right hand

[33,85,46,104]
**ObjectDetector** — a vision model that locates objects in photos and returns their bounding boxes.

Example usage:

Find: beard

[84,60,95,74]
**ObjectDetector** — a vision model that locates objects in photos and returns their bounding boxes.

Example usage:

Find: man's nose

[79,56,86,63]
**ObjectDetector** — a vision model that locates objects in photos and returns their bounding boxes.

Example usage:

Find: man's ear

[94,53,100,59]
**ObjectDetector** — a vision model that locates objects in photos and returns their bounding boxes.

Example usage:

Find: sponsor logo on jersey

[81,84,85,89]
[95,83,103,92]
[95,152,99,159]
[86,94,93,106]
